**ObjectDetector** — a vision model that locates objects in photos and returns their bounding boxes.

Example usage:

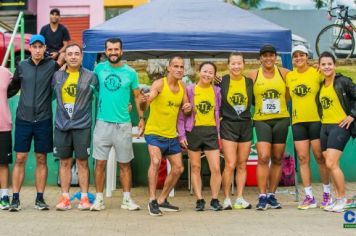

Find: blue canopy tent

[82,0,293,70]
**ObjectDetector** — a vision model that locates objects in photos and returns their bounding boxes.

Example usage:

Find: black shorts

[14,118,53,153]
[254,118,290,144]
[220,120,252,142]
[186,126,219,151]
[53,128,91,160]
[0,131,12,165]
[292,122,321,141]
[320,124,351,152]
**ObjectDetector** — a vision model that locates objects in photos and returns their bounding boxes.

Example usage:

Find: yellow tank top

[253,66,289,121]
[319,80,347,124]
[145,77,184,138]
[61,71,79,118]
[286,67,323,124]
[194,85,216,126]
[227,76,248,115]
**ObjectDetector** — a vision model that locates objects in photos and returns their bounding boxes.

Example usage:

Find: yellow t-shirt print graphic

[61,71,80,118]
[194,85,216,126]
[227,78,248,115]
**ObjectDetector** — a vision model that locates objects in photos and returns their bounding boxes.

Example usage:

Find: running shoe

[56,196,71,211]
[90,198,105,211]
[78,196,91,210]
[345,195,356,209]
[298,195,317,210]
[9,198,21,212]
[158,199,179,212]
[324,198,336,212]
[320,192,332,209]
[195,199,205,211]
[35,198,49,210]
[267,195,281,209]
[148,200,162,216]
[330,198,347,213]
[233,197,252,209]
[0,195,10,210]
[121,197,140,211]
[210,199,222,211]
[256,196,268,211]
[223,198,232,210]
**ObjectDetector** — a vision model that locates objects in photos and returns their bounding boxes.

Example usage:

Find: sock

[81,192,88,199]
[259,194,267,198]
[323,184,331,194]
[149,198,156,202]
[36,192,44,200]
[267,193,274,198]
[1,188,8,198]
[96,192,103,200]
[13,192,19,200]
[62,192,70,199]
[304,186,313,198]
[123,192,130,200]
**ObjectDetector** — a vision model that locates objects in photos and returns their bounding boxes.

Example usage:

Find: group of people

[0,9,355,216]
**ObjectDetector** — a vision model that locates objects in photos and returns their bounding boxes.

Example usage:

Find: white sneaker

[233,197,252,209]
[324,198,336,212]
[90,198,105,211]
[331,198,347,213]
[223,198,232,210]
[121,197,140,211]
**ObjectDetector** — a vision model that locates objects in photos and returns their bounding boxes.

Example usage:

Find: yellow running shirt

[319,81,347,124]
[227,77,248,115]
[194,85,216,126]
[286,67,323,124]
[253,66,289,121]
[145,77,184,138]
[61,71,79,118]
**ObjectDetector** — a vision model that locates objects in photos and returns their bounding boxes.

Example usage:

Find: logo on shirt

[320,96,333,109]
[64,83,77,97]
[196,101,213,114]
[229,93,246,105]
[262,89,281,99]
[167,101,180,108]
[292,84,311,97]
[104,74,121,91]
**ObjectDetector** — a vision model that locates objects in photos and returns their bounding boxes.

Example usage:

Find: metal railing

[1,11,25,72]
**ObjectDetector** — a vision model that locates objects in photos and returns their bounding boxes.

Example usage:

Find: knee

[191,163,201,174]
[298,154,309,166]
[76,159,88,169]
[237,161,247,171]
[95,160,106,170]
[271,157,282,166]
[15,155,27,166]
[36,156,47,166]
[172,164,184,176]
[258,154,270,166]
[325,157,338,171]
[314,153,325,165]
[210,165,221,176]
[150,157,161,168]
[60,159,72,168]
[224,161,236,172]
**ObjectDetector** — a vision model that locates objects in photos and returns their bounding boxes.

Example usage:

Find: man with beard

[40,8,70,64]
[90,38,144,211]
[52,43,97,211]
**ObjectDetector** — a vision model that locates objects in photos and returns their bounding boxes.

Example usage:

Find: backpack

[279,153,295,186]
[56,159,80,187]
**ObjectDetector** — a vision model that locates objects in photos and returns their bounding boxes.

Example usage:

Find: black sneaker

[35,198,49,210]
[210,199,222,211]
[9,198,21,212]
[148,200,162,216]
[158,199,180,212]
[267,195,281,209]
[195,199,206,211]
[256,196,268,211]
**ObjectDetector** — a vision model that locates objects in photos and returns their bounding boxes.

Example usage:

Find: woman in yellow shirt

[318,51,356,213]
[249,45,290,210]
[286,45,331,210]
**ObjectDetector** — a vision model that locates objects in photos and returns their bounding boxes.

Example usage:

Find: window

[105,7,132,20]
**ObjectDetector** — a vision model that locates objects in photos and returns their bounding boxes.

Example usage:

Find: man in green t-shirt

[90,38,145,211]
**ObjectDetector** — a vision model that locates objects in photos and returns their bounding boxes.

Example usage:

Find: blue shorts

[145,134,181,156]
[14,118,53,153]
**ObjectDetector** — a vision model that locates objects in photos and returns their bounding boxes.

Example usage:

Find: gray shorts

[93,120,134,163]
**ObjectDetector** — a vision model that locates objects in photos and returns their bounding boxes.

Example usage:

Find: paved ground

[1,183,356,236]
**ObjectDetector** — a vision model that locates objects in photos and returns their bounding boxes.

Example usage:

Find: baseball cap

[292,45,308,55]
[259,44,277,55]
[50,8,60,15]
[29,34,46,45]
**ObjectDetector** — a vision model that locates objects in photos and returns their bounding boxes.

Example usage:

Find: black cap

[50,8,60,16]
[259,44,277,55]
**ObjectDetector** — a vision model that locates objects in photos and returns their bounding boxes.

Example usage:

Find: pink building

[36,0,104,45]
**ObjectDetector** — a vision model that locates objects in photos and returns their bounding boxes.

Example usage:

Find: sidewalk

[1,183,356,236]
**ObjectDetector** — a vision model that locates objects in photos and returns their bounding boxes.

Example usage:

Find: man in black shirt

[40,8,70,64]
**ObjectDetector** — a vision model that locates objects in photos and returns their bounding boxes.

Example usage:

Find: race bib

[64,103,74,118]
[233,105,246,115]
[262,98,280,114]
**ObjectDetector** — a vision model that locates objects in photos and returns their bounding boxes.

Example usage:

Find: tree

[313,0,327,9]
[225,0,261,10]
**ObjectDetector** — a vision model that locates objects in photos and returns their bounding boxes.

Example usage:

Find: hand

[339,115,355,129]
[140,92,150,103]
[137,119,145,137]
[59,63,67,71]
[127,103,132,112]
[180,139,188,149]
[214,75,222,84]
[182,102,192,113]
[50,52,59,59]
